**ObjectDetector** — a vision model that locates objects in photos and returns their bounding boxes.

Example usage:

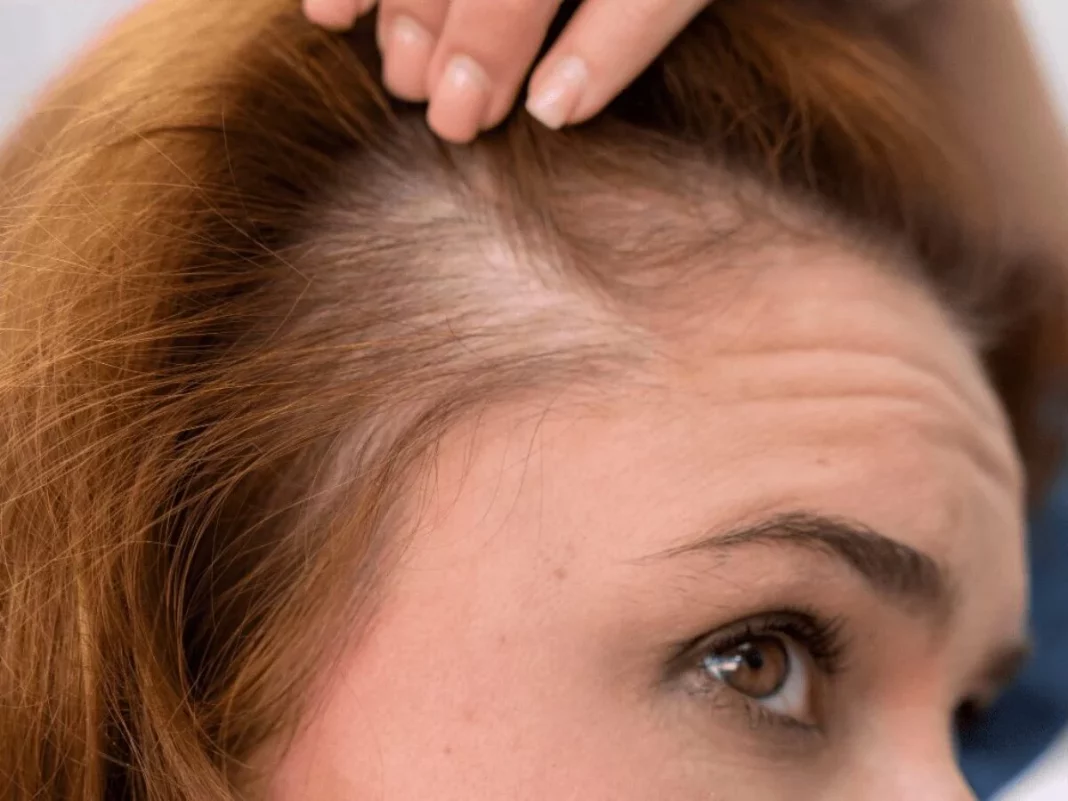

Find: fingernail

[427,55,491,144]
[382,16,436,101]
[526,56,589,130]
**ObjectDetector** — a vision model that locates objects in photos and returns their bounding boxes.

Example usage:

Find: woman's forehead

[397,240,1027,639]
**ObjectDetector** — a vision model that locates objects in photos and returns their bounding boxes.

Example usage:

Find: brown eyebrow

[652,511,956,624]
[649,511,1034,697]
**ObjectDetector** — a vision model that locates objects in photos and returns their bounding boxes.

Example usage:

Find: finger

[424,0,565,142]
[526,0,710,130]
[303,0,376,31]
[376,0,451,102]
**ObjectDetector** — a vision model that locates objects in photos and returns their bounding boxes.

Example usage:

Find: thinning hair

[0,0,1063,798]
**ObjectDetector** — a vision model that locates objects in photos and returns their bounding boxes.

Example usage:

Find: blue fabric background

[961,469,1068,798]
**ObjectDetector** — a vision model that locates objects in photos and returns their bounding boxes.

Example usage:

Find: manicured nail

[427,55,491,144]
[382,15,436,101]
[526,56,589,130]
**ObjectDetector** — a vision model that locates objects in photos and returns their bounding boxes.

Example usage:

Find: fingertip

[303,0,375,31]
[526,55,589,131]
[382,15,437,102]
[427,55,492,144]
[480,83,527,131]
[522,0,707,128]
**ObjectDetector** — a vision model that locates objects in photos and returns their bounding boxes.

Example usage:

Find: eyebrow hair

[655,511,956,623]
[651,511,1034,694]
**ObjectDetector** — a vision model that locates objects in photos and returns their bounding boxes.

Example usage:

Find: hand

[302,0,712,143]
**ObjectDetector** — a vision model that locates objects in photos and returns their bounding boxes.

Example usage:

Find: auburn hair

[0,0,1063,798]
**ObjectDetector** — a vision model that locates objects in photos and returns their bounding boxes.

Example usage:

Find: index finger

[526,0,710,130]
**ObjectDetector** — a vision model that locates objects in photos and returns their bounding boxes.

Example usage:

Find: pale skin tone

[267,236,1029,799]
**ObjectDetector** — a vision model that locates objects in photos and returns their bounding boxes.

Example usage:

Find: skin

[300,0,904,142]
[299,0,1068,268]
[266,238,1029,799]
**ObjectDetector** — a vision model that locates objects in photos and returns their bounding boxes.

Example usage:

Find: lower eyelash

[670,607,850,734]
[744,700,823,734]
[690,678,824,735]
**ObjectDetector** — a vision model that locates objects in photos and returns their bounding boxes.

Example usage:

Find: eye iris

[707,637,789,699]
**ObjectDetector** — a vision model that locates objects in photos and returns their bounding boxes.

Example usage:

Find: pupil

[708,637,789,699]
[740,644,765,671]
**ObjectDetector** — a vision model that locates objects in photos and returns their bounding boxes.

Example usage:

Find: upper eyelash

[703,611,850,676]
[670,609,849,733]
[665,607,850,686]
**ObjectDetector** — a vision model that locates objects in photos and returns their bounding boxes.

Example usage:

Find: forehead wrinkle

[775,357,1012,492]
[695,330,1002,419]
[637,339,1022,505]
[633,234,1024,498]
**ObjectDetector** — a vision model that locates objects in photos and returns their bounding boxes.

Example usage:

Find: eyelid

[674,619,833,736]
[663,607,849,686]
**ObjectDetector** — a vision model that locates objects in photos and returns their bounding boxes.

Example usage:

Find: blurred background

[0,1,1065,798]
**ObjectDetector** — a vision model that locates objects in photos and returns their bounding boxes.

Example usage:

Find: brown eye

[699,633,816,724]
[704,636,790,699]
